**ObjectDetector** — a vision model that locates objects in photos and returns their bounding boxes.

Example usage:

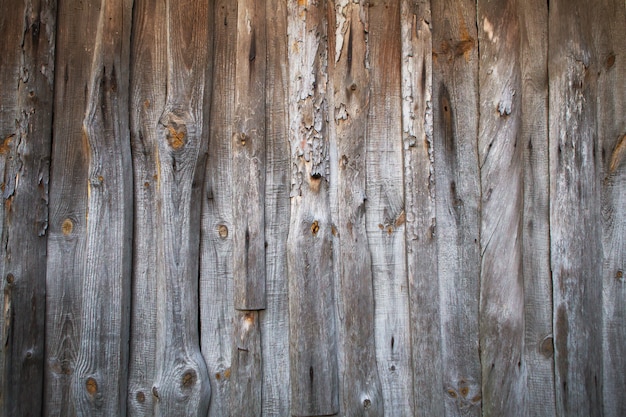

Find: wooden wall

[0,0,624,416]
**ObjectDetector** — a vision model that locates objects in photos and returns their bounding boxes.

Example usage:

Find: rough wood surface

[549,1,604,415]
[230,311,261,416]
[366,1,413,416]
[200,1,236,416]
[287,1,339,414]
[431,0,482,415]
[329,1,384,416]
[232,0,267,311]
[400,1,443,415]
[150,1,213,415]
[0,1,54,415]
[127,0,166,414]
[260,0,291,414]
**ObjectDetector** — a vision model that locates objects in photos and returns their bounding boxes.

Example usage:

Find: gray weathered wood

[400,1,444,415]
[366,1,414,415]
[260,0,291,414]
[328,1,384,416]
[0,0,54,415]
[127,0,166,413]
[431,0,482,415]
[477,1,525,415]
[287,1,339,414]
[597,1,626,416]
[230,311,262,416]
[518,1,556,415]
[200,1,237,416]
[549,1,604,415]
[233,0,267,311]
[151,1,213,415]
[68,1,133,415]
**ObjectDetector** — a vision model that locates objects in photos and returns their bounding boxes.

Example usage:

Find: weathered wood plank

[230,311,262,416]
[0,0,54,415]
[400,1,443,415]
[44,0,101,414]
[260,0,291,414]
[328,1,384,415]
[233,0,267,311]
[518,1,556,415]
[151,1,213,415]
[127,0,167,413]
[68,0,133,415]
[200,1,237,416]
[597,1,626,416]
[549,0,605,415]
[431,0,482,415]
[477,1,525,415]
[287,1,339,414]
[365,1,414,415]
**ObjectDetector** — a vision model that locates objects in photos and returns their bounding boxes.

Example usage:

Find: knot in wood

[181,370,197,388]
[62,218,74,236]
[311,220,320,235]
[166,126,186,149]
[85,377,98,395]
[6,273,14,284]
[136,391,145,403]
[218,224,228,238]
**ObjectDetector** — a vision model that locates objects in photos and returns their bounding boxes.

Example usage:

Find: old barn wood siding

[0,0,54,416]
[0,0,624,416]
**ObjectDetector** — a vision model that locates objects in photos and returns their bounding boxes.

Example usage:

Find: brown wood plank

[400,0,443,414]
[596,1,626,416]
[518,0,556,415]
[549,1,604,415]
[287,1,339,414]
[477,1,525,415]
[127,0,167,414]
[232,0,267,310]
[431,0,482,415]
[0,0,54,415]
[260,0,291,414]
[329,1,384,415]
[151,1,213,415]
[200,1,237,416]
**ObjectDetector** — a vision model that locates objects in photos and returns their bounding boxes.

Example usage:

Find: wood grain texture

[200,1,236,416]
[151,1,213,415]
[260,0,291,414]
[0,0,54,415]
[287,1,339,414]
[518,1,556,415]
[597,1,626,416]
[477,1,525,415]
[549,1,604,415]
[329,1,384,416]
[431,0,482,415]
[127,0,166,414]
[230,311,261,416]
[233,0,267,310]
[69,0,133,415]
[400,1,443,415]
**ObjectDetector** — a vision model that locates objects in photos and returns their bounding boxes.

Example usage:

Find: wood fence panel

[0,1,54,415]
[200,1,236,417]
[366,1,414,416]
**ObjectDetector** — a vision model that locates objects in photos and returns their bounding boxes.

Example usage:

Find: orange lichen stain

[86,377,98,395]
[609,134,626,174]
[298,0,306,5]
[223,368,231,379]
[0,135,14,154]
[395,210,406,227]
[244,312,255,325]
[166,126,185,149]
[311,220,320,235]
[62,219,73,236]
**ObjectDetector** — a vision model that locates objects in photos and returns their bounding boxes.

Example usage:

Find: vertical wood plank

[287,1,339,414]
[69,0,133,414]
[597,1,626,416]
[200,1,237,416]
[233,0,267,310]
[329,1,384,415]
[366,1,414,415]
[431,0,482,415]
[151,1,213,415]
[0,0,54,415]
[477,1,525,415]
[549,1,604,415]
[128,0,166,414]
[260,0,291,414]
[400,0,444,414]
[230,311,262,416]
[518,0,556,415]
